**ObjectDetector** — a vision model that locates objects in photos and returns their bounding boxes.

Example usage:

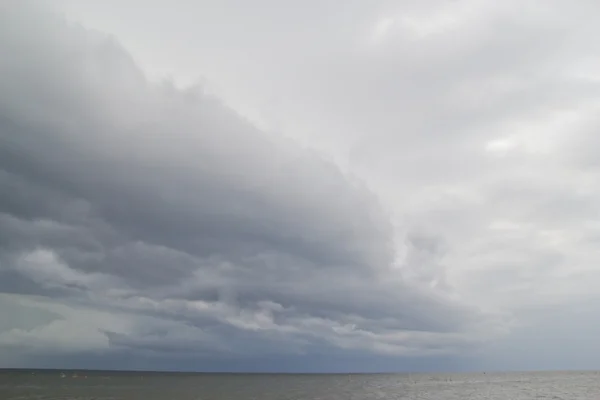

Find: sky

[2,0,600,373]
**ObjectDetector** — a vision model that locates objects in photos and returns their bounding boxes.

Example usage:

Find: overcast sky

[2,0,600,372]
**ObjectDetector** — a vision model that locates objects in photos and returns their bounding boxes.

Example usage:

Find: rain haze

[2,0,600,372]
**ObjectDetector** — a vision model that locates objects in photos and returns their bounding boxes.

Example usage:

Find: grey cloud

[0,1,489,365]
[17,0,600,372]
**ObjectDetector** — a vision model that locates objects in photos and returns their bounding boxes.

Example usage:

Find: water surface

[1,369,598,399]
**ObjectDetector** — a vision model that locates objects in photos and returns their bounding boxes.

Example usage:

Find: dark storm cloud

[35,0,600,372]
[0,1,491,363]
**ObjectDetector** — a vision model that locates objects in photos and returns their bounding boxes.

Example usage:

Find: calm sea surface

[0,369,598,399]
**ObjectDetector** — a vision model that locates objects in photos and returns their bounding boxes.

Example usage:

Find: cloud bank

[0,2,496,369]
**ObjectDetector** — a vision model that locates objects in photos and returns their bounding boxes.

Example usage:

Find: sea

[0,369,598,399]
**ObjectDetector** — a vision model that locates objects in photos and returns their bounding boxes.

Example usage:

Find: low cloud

[0,2,494,368]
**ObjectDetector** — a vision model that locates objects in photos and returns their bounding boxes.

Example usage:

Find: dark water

[1,369,598,399]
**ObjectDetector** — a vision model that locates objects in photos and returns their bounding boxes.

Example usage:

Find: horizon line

[1,367,597,375]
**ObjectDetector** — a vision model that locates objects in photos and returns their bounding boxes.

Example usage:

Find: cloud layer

[5,0,600,371]
[0,2,496,368]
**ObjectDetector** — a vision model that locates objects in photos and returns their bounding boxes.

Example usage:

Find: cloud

[7,0,600,372]
[0,1,495,368]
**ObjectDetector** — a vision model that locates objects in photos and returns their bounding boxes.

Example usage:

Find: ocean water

[0,369,598,399]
